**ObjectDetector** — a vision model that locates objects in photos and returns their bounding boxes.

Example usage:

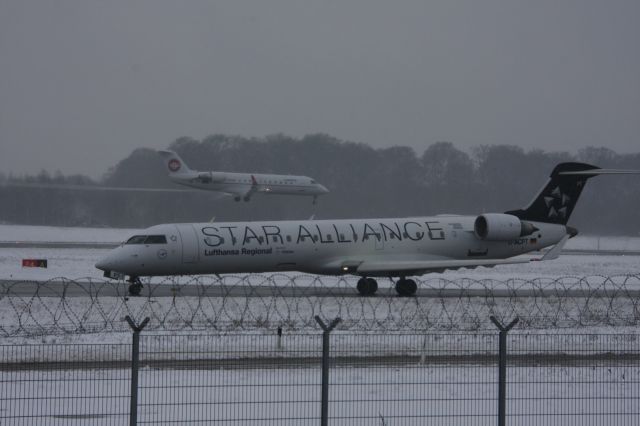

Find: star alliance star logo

[545,186,570,219]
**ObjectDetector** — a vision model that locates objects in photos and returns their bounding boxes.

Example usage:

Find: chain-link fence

[2,274,640,336]
[1,323,639,425]
[0,343,131,425]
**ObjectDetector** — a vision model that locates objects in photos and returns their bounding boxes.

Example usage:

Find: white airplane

[96,162,640,296]
[158,150,329,203]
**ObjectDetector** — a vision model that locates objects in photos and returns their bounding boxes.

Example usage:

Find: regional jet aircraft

[96,162,640,296]
[158,150,329,203]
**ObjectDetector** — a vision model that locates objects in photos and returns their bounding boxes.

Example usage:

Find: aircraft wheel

[128,279,143,296]
[406,279,417,295]
[366,278,378,295]
[395,278,417,297]
[243,196,251,202]
[357,277,378,296]
[234,196,241,202]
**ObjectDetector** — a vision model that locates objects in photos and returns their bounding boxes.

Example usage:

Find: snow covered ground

[3,365,637,425]
[2,245,639,282]
[1,225,638,424]
[2,334,638,425]
[1,224,639,282]
[0,224,137,244]
[1,224,639,343]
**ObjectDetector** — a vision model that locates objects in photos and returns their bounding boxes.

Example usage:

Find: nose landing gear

[127,276,143,296]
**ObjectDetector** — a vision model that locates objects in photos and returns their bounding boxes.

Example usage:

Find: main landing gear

[128,276,143,296]
[355,277,419,297]
[357,277,378,296]
[395,278,417,297]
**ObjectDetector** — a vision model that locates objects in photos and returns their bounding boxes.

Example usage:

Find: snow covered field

[1,245,640,282]
[2,332,638,425]
[1,225,638,424]
[1,224,639,282]
[0,224,137,244]
[1,224,640,342]
[3,365,637,426]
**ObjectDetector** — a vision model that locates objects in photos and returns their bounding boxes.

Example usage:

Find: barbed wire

[1,274,639,337]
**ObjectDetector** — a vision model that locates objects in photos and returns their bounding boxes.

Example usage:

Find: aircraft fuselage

[95,216,566,278]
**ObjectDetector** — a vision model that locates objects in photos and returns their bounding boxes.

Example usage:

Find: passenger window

[145,235,167,244]
[286,235,292,242]
[125,236,147,244]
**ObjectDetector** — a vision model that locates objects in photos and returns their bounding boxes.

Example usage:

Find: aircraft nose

[95,251,117,271]
[318,184,330,194]
[94,257,110,271]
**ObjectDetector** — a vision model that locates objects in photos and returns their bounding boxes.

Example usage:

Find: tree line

[1,133,639,235]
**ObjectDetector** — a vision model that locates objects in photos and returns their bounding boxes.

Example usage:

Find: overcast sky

[1,1,638,178]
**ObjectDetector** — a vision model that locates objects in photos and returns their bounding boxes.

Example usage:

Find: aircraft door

[176,224,200,263]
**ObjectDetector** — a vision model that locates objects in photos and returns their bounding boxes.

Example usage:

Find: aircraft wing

[355,257,530,275]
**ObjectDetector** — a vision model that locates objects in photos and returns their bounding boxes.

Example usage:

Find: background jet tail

[505,162,640,225]
[157,150,194,176]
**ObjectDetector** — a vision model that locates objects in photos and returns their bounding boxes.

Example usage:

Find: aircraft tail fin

[505,162,640,225]
[157,150,194,176]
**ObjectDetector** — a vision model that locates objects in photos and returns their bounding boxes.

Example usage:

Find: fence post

[315,315,341,426]
[125,316,150,426]
[490,316,518,426]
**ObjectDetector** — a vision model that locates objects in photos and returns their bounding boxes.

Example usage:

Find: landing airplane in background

[96,162,640,296]
[158,150,329,203]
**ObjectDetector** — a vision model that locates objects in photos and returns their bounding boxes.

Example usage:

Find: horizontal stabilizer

[559,169,640,176]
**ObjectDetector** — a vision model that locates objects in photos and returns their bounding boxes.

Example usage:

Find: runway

[2,278,639,298]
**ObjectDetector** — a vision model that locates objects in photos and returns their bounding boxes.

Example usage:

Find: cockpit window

[145,235,167,244]
[125,235,167,244]
[310,180,316,184]
[125,235,147,244]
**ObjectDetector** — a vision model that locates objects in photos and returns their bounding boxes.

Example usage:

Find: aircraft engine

[196,172,227,183]
[474,213,537,241]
